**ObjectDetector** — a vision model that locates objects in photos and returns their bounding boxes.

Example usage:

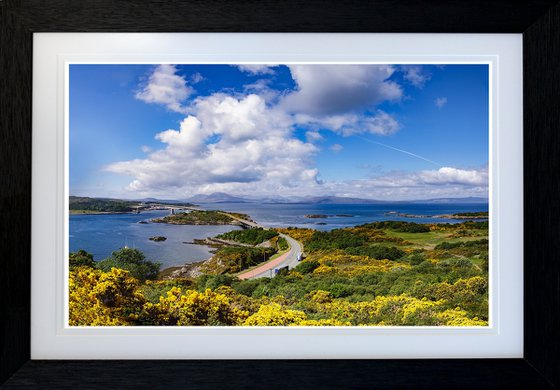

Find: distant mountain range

[72,193,488,205]
[137,197,196,206]
[183,192,488,205]
[186,192,251,203]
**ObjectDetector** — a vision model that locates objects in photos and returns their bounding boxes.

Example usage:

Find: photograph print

[68,63,489,327]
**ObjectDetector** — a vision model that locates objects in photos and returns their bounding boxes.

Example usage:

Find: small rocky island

[304,214,353,219]
[149,236,167,242]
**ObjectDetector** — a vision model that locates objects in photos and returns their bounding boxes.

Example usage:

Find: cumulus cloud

[305,130,324,142]
[315,166,488,200]
[105,93,318,197]
[282,65,402,116]
[108,64,483,200]
[295,110,400,136]
[193,93,292,141]
[275,65,403,138]
[135,64,193,113]
[401,65,430,88]
[236,64,277,75]
[360,111,400,136]
[242,78,280,103]
[418,166,487,186]
[363,167,487,188]
[435,97,448,108]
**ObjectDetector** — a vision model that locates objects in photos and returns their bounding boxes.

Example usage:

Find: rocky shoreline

[160,260,206,279]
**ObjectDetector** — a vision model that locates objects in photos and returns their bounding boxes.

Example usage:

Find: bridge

[218,212,262,229]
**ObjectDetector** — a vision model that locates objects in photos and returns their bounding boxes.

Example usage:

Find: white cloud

[140,145,152,153]
[107,64,485,200]
[418,166,487,186]
[135,64,404,139]
[360,111,400,136]
[190,72,204,84]
[236,64,277,75]
[295,110,400,137]
[357,167,487,188]
[305,130,324,142]
[280,65,402,138]
[135,64,193,113]
[282,65,402,116]
[435,97,448,108]
[105,93,318,197]
[193,93,292,141]
[401,65,430,88]
[313,166,488,200]
[242,78,280,103]
[330,144,343,152]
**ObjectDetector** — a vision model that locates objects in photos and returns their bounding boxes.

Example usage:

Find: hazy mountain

[76,193,488,205]
[136,197,196,205]
[187,192,250,203]
[184,193,488,205]
[243,195,301,204]
[298,196,389,204]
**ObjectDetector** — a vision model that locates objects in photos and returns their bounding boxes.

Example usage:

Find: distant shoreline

[69,210,133,215]
[384,211,488,220]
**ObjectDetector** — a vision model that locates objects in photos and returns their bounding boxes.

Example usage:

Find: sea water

[69,203,487,268]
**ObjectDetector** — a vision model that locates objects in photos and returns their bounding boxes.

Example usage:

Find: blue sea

[69,202,487,268]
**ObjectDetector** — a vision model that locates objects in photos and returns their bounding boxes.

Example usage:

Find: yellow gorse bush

[69,267,145,326]
[70,267,487,327]
[70,268,247,326]
[144,287,248,326]
[244,303,306,326]
[298,293,487,326]
[310,251,410,277]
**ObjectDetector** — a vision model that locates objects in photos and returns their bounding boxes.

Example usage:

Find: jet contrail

[356,136,441,167]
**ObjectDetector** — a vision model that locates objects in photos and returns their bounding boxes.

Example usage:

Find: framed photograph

[34,34,517,356]
[2,1,559,388]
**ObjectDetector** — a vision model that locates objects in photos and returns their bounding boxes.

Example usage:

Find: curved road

[237,233,303,280]
[215,211,303,279]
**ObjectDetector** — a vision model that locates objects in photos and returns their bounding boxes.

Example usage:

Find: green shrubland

[69,220,488,326]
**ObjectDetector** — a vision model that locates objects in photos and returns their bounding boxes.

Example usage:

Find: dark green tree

[97,248,160,281]
[69,249,95,269]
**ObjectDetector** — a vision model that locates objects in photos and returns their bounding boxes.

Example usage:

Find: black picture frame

[1,0,559,388]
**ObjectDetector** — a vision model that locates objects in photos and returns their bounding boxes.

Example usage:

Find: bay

[69,210,240,268]
[202,202,489,230]
[69,203,488,268]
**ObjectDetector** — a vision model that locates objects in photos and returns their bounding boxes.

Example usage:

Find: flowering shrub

[69,220,488,327]
[144,287,248,326]
[244,303,306,326]
[69,267,145,326]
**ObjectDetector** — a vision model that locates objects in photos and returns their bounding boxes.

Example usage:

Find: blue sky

[70,63,488,200]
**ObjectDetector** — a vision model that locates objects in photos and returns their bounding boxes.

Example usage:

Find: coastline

[69,210,135,215]
[71,204,489,271]
[384,211,488,220]
[159,259,206,279]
